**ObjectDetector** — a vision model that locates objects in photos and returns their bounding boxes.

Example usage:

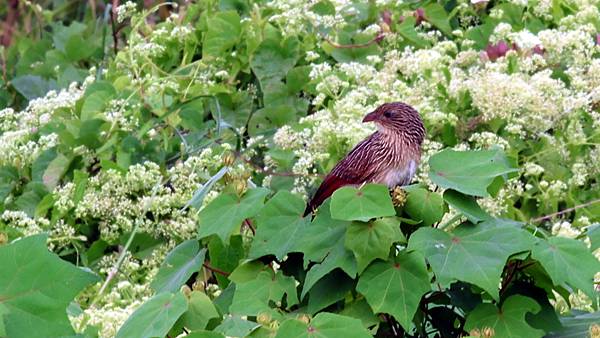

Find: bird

[304,102,425,216]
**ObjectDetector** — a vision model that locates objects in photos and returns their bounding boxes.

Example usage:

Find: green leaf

[198,188,269,243]
[464,295,544,338]
[531,237,600,300]
[275,312,371,338]
[423,3,452,35]
[0,166,19,203]
[428,149,518,197]
[80,91,112,120]
[443,189,491,223]
[203,11,242,58]
[116,292,188,338]
[345,218,403,272]
[339,298,380,328]
[249,191,309,260]
[31,148,57,183]
[397,17,429,48]
[42,153,72,190]
[330,184,396,222]
[357,251,430,330]
[186,331,226,338]
[302,239,357,299]
[181,291,219,331]
[297,201,357,297]
[0,234,99,338]
[586,224,600,251]
[307,270,354,314]
[151,239,206,293]
[250,32,300,90]
[230,270,299,315]
[404,188,445,227]
[214,315,260,337]
[65,34,94,61]
[11,75,57,100]
[208,235,244,288]
[14,182,48,217]
[465,21,496,49]
[408,219,534,299]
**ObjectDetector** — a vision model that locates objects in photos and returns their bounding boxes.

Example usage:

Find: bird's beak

[362,111,379,123]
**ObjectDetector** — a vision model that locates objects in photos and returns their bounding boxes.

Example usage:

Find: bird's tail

[303,175,350,217]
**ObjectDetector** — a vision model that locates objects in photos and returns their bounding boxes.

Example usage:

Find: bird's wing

[304,134,382,215]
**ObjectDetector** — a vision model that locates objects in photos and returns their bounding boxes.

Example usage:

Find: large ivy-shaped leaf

[464,295,544,337]
[181,291,220,331]
[330,184,396,222]
[198,188,269,243]
[230,270,299,315]
[116,292,188,338]
[0,234,99,338]
[408,219,534,299]
[202,11,242,58]
[151,239,206,293]
[297,201,356,297]
[586,223,600,251]
[356,251,431,330]
[249,191,309,260]
[404,187,445,227]
[275,312,371,338]
[307,270,354,314]
[345,218,403,272]
[443,189,491,223]
[250,30,300,90]
[423,3,452,35]
[429,149,518,197]
[531,236,600,300]
[214,316,260,337]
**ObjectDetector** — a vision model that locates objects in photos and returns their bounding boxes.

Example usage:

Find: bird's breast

[376,159,417,188]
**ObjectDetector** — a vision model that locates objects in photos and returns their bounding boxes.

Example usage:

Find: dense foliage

[1,0,600,337]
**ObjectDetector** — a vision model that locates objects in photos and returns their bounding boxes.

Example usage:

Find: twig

[203,262,230,276]
[530,198,600,223]
[109,0,120,54]
[95,223,139,298]
[499,261,519,295]
[244,219,255,235]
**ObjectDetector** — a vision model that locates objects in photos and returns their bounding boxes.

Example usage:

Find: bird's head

[362,102,425,144]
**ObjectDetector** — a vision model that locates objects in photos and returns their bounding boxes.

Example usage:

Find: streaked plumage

[304,102,425,216]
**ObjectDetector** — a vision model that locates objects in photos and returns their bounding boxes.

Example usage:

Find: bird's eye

[383,111,392,118]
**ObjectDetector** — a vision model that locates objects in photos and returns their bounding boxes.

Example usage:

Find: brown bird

[304,102,425,216]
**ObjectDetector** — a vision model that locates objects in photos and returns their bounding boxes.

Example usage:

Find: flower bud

[482,327,495,337]
[414,8,425,25]
[222,151,235,166]
[234,179,247,196]
[0,232,7,245]
[257,312,271,325]
[296,314,311,324]
[180,285,192,297]
[391,186,407,207]
[192,280,205,291]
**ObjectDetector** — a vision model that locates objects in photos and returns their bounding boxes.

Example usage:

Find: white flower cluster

[0,210,48,236]
[0,83,83,167]
[116,1,137,23]
[267,0,346,36]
